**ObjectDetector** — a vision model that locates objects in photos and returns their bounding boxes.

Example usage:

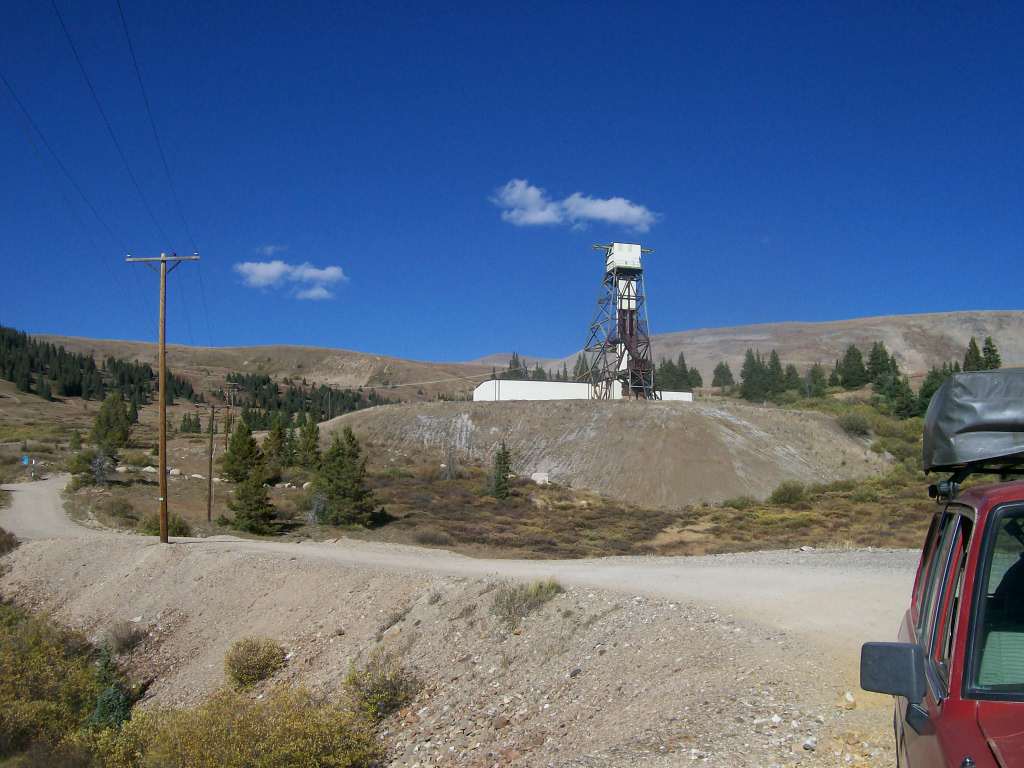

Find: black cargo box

[923,369,1024,473]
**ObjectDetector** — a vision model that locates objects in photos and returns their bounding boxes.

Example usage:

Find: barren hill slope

[549,310,1024,381]
[325,399,887,508]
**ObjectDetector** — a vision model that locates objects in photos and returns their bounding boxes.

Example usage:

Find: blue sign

[21,455,30,466]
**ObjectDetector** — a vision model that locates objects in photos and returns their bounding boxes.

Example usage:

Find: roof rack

[923,369,1024,500]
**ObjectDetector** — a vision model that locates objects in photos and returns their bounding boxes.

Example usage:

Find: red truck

[861,369,1024,767]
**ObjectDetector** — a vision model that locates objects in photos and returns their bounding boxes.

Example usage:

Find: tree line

[0,324,197,407]
[728,335,1003,419]
[216,372,390,430]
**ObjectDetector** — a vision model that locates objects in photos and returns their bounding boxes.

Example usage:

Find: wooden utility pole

[126,252,200,543]
[195,401,227,523]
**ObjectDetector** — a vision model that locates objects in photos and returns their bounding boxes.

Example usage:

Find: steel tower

[581,243,659,399]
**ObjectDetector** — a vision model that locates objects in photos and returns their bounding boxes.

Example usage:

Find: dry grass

[224,637,286,688]
[492,578,564,629]
[344,647,420,721]
[105,620,145,654]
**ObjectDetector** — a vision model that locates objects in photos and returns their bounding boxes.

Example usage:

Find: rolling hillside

[35,336,492,401]
[545,310,1024,383]
[36,310,1023,401]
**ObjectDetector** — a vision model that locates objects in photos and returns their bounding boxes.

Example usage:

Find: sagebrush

[224,637,286,688]
[344,647,420,720]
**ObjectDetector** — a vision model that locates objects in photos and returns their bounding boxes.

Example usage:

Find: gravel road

[1,474,917,658]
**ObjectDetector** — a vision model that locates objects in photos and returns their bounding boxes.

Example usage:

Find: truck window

[919,511,961,647]
[912,513,943,620]
[933,518,973,689]
[970,507,1024,698]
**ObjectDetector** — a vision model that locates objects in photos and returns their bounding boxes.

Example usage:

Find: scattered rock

[141,466,157,473]
[169,468,182,477]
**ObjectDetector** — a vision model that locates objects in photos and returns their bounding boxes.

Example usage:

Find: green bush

[491,578,564,630]
[0,601,109,757]
[768,480,806,505]
[837,412,871,437]
[224,637,286,688]
[721,495,757,510]
[97,686,382,768]
[344,648,420,721]
[121,451,150,468]
[0,526,18,557]
[136,513,192,537]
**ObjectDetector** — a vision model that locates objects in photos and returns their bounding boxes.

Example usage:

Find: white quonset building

[472,379,693,402]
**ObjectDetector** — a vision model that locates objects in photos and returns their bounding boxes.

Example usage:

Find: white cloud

[257,244,288,257]
[233,258,348,300]
[561,192,657,231]
[492,179,563,226]
[492,179,659,232]
[234,259,292,288]
[295,284,333,301]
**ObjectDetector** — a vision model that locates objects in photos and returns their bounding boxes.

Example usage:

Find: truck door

[905,508,973,766]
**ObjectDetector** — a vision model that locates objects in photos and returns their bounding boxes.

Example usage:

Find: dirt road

[1,475,915,658]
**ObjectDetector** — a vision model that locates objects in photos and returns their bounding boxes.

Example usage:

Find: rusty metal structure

[581,243,659,400]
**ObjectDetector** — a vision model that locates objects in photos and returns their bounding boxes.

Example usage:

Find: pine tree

[572,354,590,382]
[783,364,802,392]
[298,416,321,469]
[222,420,262,482]
[982,337,1002,370]
[314,427,382,526]
[712,361,734,388]
[491,441,512,499]
[805,364,827,397]
[263,413,288,468]
[766,350,784,397]
[38,377,52,401]
[740,349,767,401]
[228,462,279,534]
[531,363,547,381]
[839,345,868,389]
[688,367,703,389]
[91,392,132,454]
[828,361,841,387]
[283,426,297,466]
[866,342,891,384]
[963,337,984,372]
[14,362,31,393]
[560,362,569,382]
[128,398,139,424]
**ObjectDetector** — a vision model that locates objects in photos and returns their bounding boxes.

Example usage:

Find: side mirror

[860,642,926,704]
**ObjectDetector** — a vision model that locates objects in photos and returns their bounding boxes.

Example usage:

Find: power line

[0,68,127,253]
[50,0,171,246]
[115,0,195,252]
[115,0,214,347]
[1,65,144,318]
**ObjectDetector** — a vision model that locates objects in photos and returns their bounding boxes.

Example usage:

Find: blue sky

[1,2,1021,361]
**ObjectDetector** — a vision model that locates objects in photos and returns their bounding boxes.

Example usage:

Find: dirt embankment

[1,533,908,768]
[0,476,917,766]
[326,399,888,508]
